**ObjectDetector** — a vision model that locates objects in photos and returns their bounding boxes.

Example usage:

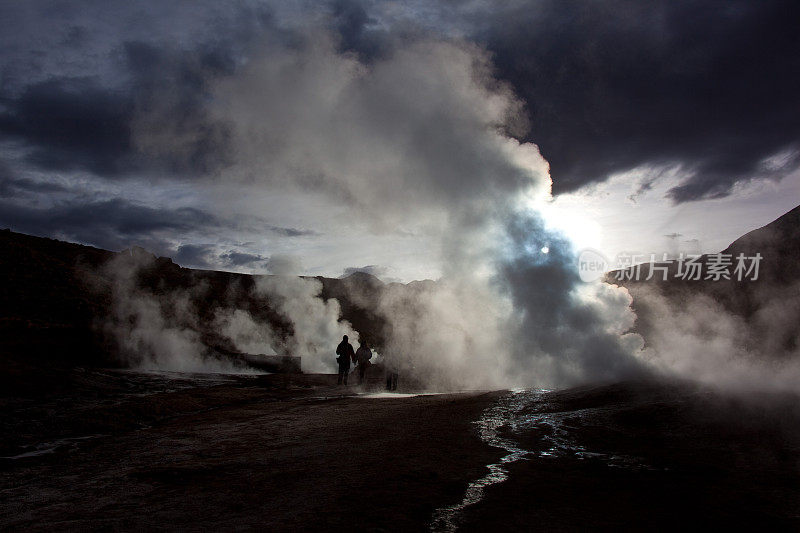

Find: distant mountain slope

[721,204,800,285]
[608,204,800,355]
[608,204,800,318]
[0,229,389,368]
[3,204,798,370]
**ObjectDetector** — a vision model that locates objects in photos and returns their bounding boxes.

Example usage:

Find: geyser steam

[101,248,359,373]
[124,26,794,391]
[101,248,244,373]
[180,30,647,388]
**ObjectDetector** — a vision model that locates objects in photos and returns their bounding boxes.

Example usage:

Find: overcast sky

[1,0,798,281]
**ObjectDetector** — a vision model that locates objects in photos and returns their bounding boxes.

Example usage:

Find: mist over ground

[613,210,800,393]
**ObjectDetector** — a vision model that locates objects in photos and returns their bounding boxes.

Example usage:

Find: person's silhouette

[355,339,373,385]
[335,335,355,385]
[385,353,399,391]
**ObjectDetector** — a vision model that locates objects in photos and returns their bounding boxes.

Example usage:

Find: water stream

[429,389,537,532]
[430,388,646,531]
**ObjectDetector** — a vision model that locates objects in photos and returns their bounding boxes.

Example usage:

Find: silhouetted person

[336,335,355,385]
[386,368,398,391]
[385,352,399,391]
[355,340,373,385]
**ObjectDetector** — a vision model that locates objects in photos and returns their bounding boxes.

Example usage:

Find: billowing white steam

[103,248,357,373]
[213,308,276,356]
[102,248,244,373]
[84,10,800,395]
[196,30,647,388]
[253,273,358,373]
[123,27,796,391]
[630,283,800,392]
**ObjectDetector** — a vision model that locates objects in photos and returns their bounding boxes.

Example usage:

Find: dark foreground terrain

[1,370,502,531]
[459,382,800,531]
[2,371,800,531]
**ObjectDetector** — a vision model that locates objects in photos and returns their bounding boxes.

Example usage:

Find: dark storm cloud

[0,42,234,178]
[0,1,283,180]
[466,0,800,201]
[220,251,267,267]
[0,198,220,252]
[0,176,70,197]
[173,245,277,270]
[174,243,217,269]
[266,226,317,237]
[0,161,70,197]
[329,0,390,60]
[122,40,235,176]
[0,193,318,254]
[0,78,134,175]
[4,0,797,204]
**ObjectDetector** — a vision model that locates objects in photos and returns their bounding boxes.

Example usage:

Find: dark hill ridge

[2,204,798,370]
[721,204,800,285]
[608,204,800,354]
[0,228,391,369]
[608,204,800,317]
[0,229,113,366]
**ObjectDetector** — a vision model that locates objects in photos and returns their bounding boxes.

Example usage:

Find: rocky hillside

[608,204,800,353]
[0,229,390,369]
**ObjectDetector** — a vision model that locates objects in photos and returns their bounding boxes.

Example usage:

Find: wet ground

[2,370,800,531]
[448,381,800,531]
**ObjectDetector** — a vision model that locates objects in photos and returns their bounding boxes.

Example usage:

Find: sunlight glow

[536,199,603,252]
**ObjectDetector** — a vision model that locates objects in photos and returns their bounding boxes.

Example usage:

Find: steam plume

[187,30,648,388]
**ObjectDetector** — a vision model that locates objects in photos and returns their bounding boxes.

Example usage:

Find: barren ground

[1,371,503,531]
